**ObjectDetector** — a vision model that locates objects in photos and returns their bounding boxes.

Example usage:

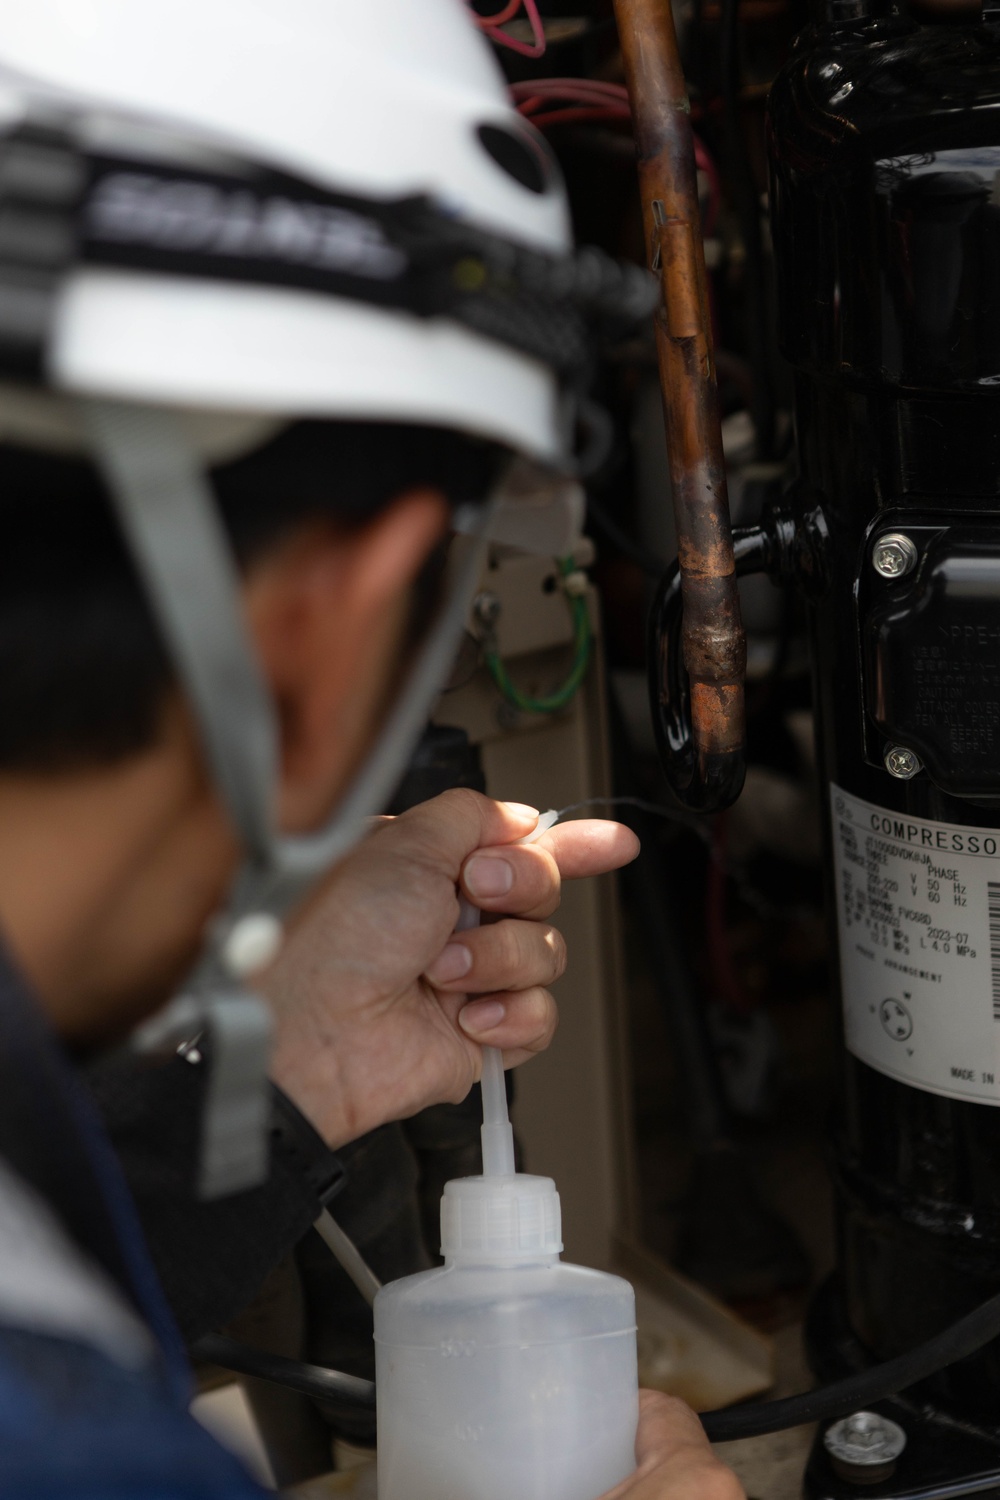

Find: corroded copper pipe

[614,0,746,797]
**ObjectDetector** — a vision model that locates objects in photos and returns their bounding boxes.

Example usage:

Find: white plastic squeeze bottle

[374,811,639,1500]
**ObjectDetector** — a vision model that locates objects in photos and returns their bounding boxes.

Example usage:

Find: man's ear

[243,488,449,832]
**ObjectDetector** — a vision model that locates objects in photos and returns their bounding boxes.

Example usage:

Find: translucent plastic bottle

[374,1170,638,1500]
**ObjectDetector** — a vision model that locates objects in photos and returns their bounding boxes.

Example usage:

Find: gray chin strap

[83,398,496,1196]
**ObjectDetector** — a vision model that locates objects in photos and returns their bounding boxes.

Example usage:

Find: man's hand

[599,1392,745,1500]
[261,789,639,1148]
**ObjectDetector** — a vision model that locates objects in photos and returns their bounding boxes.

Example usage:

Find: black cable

[700,1289,1000,1442]
[606,695,732,1151]
[192,1334,377,1411]
[556,793,710,842]
[196,1287,1000,1441]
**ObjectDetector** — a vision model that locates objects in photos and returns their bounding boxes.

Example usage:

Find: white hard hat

[0,0,573,460]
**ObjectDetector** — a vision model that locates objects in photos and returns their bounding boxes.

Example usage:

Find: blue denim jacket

[0,951,266,1498]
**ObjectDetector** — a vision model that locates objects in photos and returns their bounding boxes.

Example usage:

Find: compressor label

[831,785,1000,1105]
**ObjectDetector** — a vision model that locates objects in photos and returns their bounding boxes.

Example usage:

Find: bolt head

[872,532,918,580]
[824,1411,907,1470]
[473,590,501,628]
[884,745,922,780]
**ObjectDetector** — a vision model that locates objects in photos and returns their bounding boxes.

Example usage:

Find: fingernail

[459,998,506,1034]
[426,943,473,984]
[465,854,514,899]
[503,802,539,821]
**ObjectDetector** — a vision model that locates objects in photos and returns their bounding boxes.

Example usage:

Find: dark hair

[0,420,499,770]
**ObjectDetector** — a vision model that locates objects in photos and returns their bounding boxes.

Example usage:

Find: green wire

[483,558,592,715]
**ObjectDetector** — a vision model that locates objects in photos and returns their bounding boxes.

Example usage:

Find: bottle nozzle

[456,809,560,1178]
[480,1045,515,1176]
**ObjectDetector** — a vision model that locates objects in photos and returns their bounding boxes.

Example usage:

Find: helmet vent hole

[476,124,549,195]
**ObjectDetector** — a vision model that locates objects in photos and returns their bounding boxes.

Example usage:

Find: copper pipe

[614,0,746,806]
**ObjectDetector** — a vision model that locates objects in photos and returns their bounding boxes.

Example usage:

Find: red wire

[526,106,631,127]
[510,78,629,103]
[513,81,632,126]
[509,79,625,93]
[693,140,722,234]
[475,0,522,23]
[513,78,721,234]
[479,0,547,57]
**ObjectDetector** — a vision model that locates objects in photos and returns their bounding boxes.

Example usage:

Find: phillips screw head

[884,745,922,780]
[872,532,918,580]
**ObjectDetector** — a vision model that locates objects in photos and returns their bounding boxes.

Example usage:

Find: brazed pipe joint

[614,0,747,809]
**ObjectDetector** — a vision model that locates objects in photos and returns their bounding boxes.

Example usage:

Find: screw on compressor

[871,532,918,581]
[883,745,922,780]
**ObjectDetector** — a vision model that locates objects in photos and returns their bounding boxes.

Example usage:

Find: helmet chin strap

[83,398,496,1196]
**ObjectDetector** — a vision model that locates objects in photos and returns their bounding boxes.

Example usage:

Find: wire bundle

[511,76,631,129]
[509,79,721,234]
[469,12,721,236]
[471,0,547,58]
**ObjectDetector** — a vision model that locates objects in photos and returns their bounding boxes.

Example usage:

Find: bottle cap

[440,1173,563,1261]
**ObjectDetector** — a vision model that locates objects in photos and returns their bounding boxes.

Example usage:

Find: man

[0,1,745,1495]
